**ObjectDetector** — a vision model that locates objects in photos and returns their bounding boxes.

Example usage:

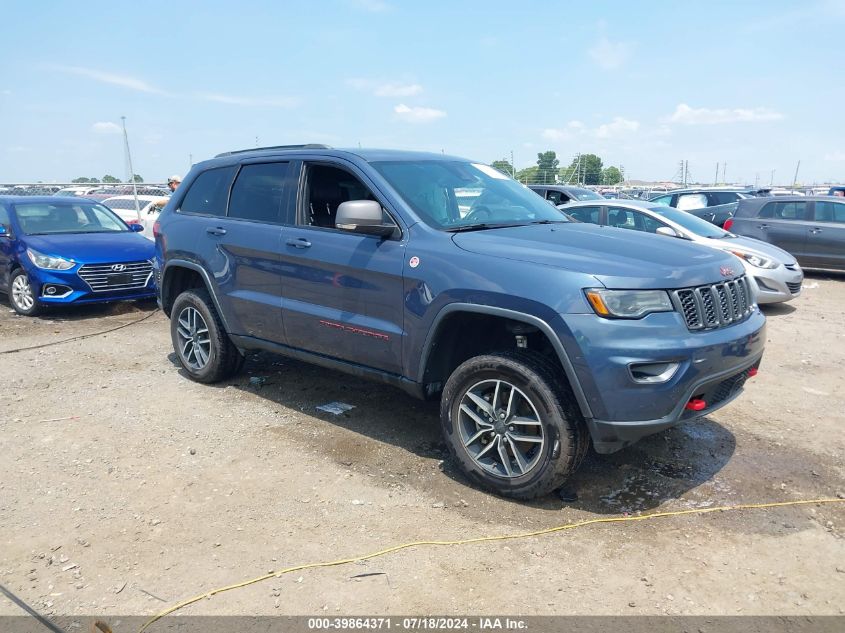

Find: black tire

[440,350,588,500]
[9,269,41,316]
[170,288,244,383]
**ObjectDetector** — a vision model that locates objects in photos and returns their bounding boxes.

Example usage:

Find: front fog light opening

[41,284,73,298]
[629,361,680,384]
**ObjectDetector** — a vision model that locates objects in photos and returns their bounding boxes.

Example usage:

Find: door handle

[810,228,823,234]
[206,227,227,236]
[758,224,769,229]
[286,238,312,249]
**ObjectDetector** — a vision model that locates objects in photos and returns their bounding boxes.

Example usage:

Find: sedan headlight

[584,289,674,319]
[731,250,777,270]
[26,248,76,270]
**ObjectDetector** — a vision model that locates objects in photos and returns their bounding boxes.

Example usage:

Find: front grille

[786,281,802,294]
[78,261,153,293]
[671,276,753,331]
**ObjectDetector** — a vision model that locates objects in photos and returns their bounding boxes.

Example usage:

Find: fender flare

[417,303,593,419]
[161,259,231,331]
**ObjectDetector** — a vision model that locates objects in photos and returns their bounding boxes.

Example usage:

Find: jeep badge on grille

[720,266,734,277]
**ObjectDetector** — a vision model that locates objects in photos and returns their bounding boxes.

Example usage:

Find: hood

[24,232,155,264]
[706,234,797,265]
[452,223,744,289]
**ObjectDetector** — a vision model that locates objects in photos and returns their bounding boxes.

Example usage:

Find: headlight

[731,250,777,269]
[26,248,75,270]
[584,289,674,319]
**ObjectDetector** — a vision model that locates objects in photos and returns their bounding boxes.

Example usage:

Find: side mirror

[336,200,395,238]
[129,223,145,232]
[0,224,8,237]
[656,226,680,238]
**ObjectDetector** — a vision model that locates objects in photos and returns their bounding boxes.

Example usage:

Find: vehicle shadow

[0,293,158,321]
[205,351,736,513]
[760,302,796,316]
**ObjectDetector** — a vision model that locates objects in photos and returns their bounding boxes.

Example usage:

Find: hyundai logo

[720,266,735,277]
[111,264,127,272]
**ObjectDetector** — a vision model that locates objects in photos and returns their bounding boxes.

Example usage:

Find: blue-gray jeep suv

[155,145,765,499]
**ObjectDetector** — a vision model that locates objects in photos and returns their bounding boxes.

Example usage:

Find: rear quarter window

[179,166,237,216]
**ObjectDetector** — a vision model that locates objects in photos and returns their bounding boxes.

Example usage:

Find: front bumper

[562,308,766,453]
[748,263,803,304]
[26,264,156,306]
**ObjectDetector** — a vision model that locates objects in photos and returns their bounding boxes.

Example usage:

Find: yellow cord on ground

[137,497,845,633]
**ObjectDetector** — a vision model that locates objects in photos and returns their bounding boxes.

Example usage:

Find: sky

[1,0,844,185]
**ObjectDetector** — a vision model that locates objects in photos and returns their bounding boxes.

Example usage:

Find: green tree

[71,177,99,183]
[491,159,514,177]
[102,174,120,183]
[564,154,604,185]
[132,174,144,183]
[602,166,623,185]
[516,166,540,184]
[535,151,559,184]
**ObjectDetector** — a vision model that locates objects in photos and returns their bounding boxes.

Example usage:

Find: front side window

[300,163,391,230]
[814,201,845,223]
[179,166,237,217]
[228,162,289,223]
[758,201,807,220]
[676,193,708,210]
[0,205,10,228]
[12,202,127,235]
[567,206,601,224]
[607,208,662,233]
[708,192,742,206]
[371,161,569,230]
[649,205,728,238]
[649,194,672,206]
[545,190,566,204]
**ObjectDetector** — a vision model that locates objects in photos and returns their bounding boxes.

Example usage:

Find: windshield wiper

[445,223,521,233]
[528,219,567,225]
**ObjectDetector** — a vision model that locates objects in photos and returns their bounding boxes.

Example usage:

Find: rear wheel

[170,288,244,383]
[440,350,587,499]
[9,269,41,316]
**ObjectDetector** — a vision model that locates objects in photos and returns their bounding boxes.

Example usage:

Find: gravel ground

[1,275,843,626]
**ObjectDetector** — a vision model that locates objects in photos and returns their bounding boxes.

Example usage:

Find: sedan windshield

[569,188,605,201]
[648,205,730,238]
[371,160,570,230]
[13,201,129,235]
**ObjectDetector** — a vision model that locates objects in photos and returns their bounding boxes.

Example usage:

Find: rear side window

[0,205,9,227]
[676,193,708,210]
[546,190,567,204]
[758,201,806,220]
[814,201,845,223]
[708,192,740,206]
[228,162,289,223]
[179,166,236,216]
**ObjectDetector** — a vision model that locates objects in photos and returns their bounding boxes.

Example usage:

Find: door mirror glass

[0,224,8,237]
[128,223,144,232]
[656,226,679,237]
[336,200,395,237]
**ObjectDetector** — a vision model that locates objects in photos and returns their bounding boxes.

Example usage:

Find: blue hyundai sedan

[0,196,156,316]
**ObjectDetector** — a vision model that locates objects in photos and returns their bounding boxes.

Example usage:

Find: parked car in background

[528,184,605,205]
[828,186,845,197]
[102,195,164,238]
[726,196,845,272]
[0,196,156,316]
[562,199,803,304]
[53,186,101,197]
[649,188,750,227]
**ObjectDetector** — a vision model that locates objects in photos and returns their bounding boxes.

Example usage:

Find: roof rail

[214,144,332,158]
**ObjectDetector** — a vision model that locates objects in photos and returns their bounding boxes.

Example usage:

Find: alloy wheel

[11,274,35,311]
[456,379,545,478]
[176,306,212,371]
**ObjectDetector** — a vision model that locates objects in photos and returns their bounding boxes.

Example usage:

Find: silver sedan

[561,199,804,304]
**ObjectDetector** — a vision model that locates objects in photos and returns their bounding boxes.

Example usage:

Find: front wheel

[440,351,587,499]
[170,288,244,383]
[9,269,41,316]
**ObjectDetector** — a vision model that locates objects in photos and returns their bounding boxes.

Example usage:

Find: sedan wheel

[9,270,40,316]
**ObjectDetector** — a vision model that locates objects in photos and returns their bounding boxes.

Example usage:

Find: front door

[280,161,406,375]
[805,200,845,270]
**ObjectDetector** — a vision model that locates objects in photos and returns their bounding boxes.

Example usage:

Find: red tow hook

[685,398,707,411]
[748,367,758,377]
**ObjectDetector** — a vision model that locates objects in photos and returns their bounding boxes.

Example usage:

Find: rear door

[182,161,292,344]
[805,200,845,270]
[279,159,407,375]
[751,200,811,260]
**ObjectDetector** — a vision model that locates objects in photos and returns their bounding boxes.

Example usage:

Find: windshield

[648,205,730,238]
[13,201,129,235]
[570,188,605,201]
[371,160,570,230]
[104,198,147,210]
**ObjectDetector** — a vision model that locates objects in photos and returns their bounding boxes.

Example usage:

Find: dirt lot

[1,275,844,624]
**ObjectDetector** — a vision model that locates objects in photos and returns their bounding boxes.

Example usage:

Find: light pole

[121,116,141,222]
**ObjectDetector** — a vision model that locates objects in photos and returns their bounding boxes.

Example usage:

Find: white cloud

[595,117,640,139]
[347,0,391,12]
[668,103,784,125]
[347,78,423,97]
[1,89,10,95]
[588,36,631,70]
[92,121,122,134]
[542,121,586,141]
[824,150,845,161]
[51,65,163,94]
[199,93,299,108]
[394,103,446,123]
[374,82,423,97]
